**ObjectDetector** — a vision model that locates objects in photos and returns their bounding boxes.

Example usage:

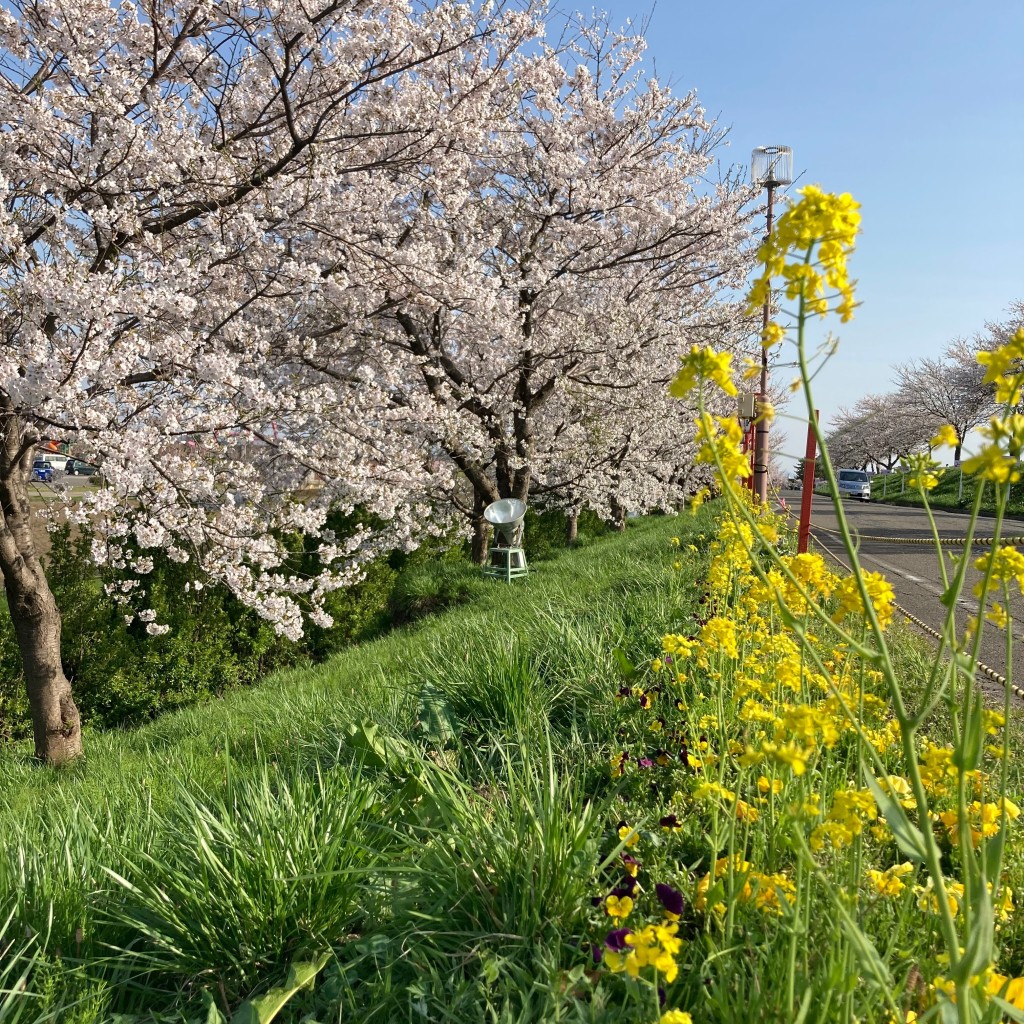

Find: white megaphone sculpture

[481,498,528,581]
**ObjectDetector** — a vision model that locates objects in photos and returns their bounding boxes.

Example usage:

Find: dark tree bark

[0,413,82,764]
[471,487,490,565]
[566,512,578,547]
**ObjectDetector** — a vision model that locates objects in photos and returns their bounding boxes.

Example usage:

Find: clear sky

[588,0,1024,468]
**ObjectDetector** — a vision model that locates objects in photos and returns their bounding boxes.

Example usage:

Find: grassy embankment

[870,468,1024,517]
[0,513,707,1023]
[3,507,1024,1024]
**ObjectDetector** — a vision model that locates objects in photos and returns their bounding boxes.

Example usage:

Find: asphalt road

[779,491,1024,700]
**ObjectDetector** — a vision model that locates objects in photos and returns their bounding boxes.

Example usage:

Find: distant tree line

[823,301,1024,472]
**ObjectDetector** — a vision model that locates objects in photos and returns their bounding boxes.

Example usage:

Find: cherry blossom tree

[0,0,540,763]
[825,392,934,472]
[895,339,996,462]
[529,301,756,529]
[305,18,752,554]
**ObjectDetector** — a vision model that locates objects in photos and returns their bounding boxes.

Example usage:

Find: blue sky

[589,0,1024,467]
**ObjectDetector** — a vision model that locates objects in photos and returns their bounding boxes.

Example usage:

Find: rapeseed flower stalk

[669,345,738,399]
[652,186,1024,1024]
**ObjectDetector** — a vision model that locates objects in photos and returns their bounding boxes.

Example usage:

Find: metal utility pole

[751,145,793,504]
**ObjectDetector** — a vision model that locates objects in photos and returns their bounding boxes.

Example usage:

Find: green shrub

[0,520,480,739]
[0,527,295,737]
[389,559,488,623]
[0,505,612,742]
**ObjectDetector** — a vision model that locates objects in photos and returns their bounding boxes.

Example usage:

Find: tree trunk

[471,488,490,565]
[5,571,81,764]
[565,513,578,547]
[610,496,627,532]
[0,419,82,764]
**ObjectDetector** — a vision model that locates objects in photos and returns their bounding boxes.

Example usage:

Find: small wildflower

[660,1012,693,1024]
[618,822,640,847]
[605,894,634,920]
[656,882,685,921]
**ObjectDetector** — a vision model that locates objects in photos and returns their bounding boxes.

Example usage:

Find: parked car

[65,459,98,476]
[836,468,871,501]
[36,451,69,472]
[31,459,54,483]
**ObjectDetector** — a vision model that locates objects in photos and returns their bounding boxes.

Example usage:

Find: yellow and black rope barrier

[810,525,1024,548]
[810,528,1024,702]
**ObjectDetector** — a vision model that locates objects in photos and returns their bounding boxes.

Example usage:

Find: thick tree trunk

[5,572,81,764]
[471,488,490,565]
[566,513,578,547]
[610,496,627,532]
[1,410,82,764]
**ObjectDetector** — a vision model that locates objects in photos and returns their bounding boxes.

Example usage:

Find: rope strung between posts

[809,524,1024,548]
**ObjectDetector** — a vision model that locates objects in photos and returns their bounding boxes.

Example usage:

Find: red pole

[797,411,819,554]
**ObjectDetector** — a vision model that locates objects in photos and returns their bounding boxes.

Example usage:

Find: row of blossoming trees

[823,301,1024,472]
[0,0,756,762]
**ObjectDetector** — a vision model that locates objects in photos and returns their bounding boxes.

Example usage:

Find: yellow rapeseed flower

[695,412,751,483]
[976,327,1024,405]
[669,345,738,399]
[832,571,895,630]
[866,862,914,897]
[746,185,860,322]
[761,321,786,349]
[761,739,811,776]
[931,424,959,449]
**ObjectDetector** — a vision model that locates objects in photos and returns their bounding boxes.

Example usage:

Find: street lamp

[750,144,793,504]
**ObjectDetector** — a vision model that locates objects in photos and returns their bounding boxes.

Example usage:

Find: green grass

[6,506,1020,1024]
[869,467,1024,516]
[0,513,709,1023]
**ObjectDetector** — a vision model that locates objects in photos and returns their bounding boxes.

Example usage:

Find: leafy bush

[389,559,488,623]
[0,505,614,742]
[522,507,612,562]
[1,521,478,739]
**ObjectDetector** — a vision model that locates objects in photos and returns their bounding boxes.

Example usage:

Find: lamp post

[750,144,793,504]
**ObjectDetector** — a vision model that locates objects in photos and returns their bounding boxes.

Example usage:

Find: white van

[35,450,69,472]
[836,468,871,501]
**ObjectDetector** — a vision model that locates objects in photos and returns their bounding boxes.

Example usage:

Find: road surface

[779,491,1024,700]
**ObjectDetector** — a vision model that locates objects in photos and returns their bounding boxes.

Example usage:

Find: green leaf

[481,956,501,986]
[776,601,799,632]
[863,773,928,862]
[343,720,389,770]
[415,683,457,746]
[991,997,1024,1023]
[201,991,227,1024]
[952,696,984,773]
[612,647,636,681]
[983,821,1010,881]
[828,893,891,990]
[344,719,418,773]
[951,883,993,986]
[231,953,331,1024]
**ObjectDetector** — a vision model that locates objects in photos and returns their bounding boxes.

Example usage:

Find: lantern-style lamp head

[751,145,793,188]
